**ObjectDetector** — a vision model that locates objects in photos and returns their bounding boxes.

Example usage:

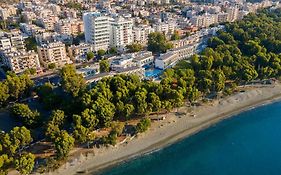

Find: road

[32,74,61,86]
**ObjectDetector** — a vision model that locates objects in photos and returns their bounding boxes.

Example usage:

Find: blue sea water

[100,101,281,175]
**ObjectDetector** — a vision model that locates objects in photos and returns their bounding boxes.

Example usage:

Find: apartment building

[83,12,110,51]
[217,12,229,23]
[37,42,72,67]
[227,7,239,22]
[0,32,25,51]
[0,6,17,20]
[0,49,41,73]
[133,25,154,44]
[152,21,176,35]
[55,19,84,36]
[110,16,133,50]
[37,15,59,31]
[190,14,218,28]
[68,43,93,62]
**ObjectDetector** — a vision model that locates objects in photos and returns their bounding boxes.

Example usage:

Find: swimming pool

[145,68,163,78]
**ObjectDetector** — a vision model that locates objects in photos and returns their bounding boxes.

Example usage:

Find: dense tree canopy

[126,43,143,53]
[10,103,40,127]
[60,65,86,97]
[15,153,35,175]
[99,59,110,73]
[147,32,173,53]
[54,131,75,159]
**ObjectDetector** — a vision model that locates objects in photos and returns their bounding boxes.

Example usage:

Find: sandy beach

[41,83,281,175]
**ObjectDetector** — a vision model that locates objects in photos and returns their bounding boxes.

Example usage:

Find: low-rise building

[55,19,84,36]
[37,15,59,31]
[68,43,93,62]
[76,63,100,78]
[0,32,25,51]
[132,51,154,67]
[0,48,41,74]
[155,52,178,70]
[133,25,154,44]
[37,41,72,67]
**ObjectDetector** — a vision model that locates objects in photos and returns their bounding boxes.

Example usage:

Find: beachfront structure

[155,44,197,70]
[116,66,145,78]
[83,12,110,51]
[110,55,135,71]
[37,41,72,67]
[0,48,41,74]
[68,43,93,62]
[155,52,179,70]
[227,7,239,22]
[110,51,154,71]
[133,51,154,67]
[76,63,100,78]
[86,66,145,84]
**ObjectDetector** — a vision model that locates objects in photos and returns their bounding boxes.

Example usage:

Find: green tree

[99,59,110,73]
[187,87,200,103]
[10,103,40,127]
[48,63,56,70]
[15,153,35,175]
[126,43,143,53]
[86,51,95,61]
[147,92,162,112]
[92,97,115,127]
[0,154,10,175]
[8,126,32,155]
[54,131,75,159]
[6,73,34,100]
[110,121,125,136]
[60,65,86,97]
[109,47,118,54]
[136,118,151,133]
[24,37,37,51]
[45,110,65,140]
[134,88,148,115]
[80,109,99,130]
[123,104,135,120]
[213,69,226,92]
[148,32,173,53]
[102,130,117,146]
[0,82,9,107]
[208,37,225,48]
[171,31,181,40]
[97,49,106,57]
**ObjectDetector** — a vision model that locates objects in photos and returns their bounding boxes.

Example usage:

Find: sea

[99,101,281,175]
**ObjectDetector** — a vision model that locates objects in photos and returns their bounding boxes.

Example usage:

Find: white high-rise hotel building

[83,12,110,51]
[83,12,133,51]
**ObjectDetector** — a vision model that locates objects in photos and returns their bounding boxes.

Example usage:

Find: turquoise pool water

[145,68,163,78]
[100,101,281,175]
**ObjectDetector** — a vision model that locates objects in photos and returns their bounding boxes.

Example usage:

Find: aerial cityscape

[0,0,281,174]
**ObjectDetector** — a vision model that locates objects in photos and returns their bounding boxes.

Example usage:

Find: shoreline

[47,84,281,175]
